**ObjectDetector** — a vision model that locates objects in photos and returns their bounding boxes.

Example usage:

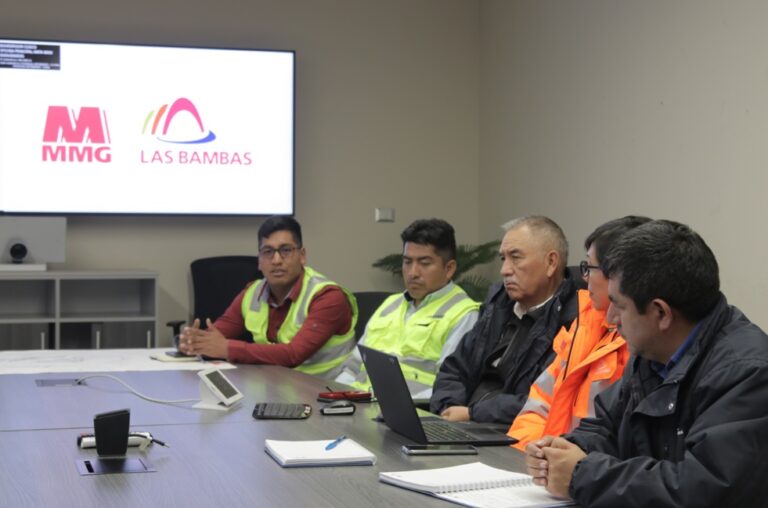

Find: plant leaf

[371,253,403,277]
[372,240,500,299]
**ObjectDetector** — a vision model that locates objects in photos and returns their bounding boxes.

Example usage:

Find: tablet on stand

[193,368,243,411]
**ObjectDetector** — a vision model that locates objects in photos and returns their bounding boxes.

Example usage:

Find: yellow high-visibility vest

[242,266,358,378]
[353,284,478,393]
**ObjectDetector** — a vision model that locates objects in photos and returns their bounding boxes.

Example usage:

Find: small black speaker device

[93,409,131,457]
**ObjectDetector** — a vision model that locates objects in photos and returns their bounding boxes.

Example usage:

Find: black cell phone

[166,350,195,358]
[401,444,478,455]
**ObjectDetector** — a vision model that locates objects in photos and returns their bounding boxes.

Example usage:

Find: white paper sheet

[0,348,235,375]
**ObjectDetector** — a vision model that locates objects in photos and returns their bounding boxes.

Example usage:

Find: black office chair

[167,255,263,341]
[352,291,390,341]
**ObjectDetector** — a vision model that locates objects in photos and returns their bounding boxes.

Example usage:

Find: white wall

[480,0,768,328]
[7,0,765,340]
[1,0,481,344]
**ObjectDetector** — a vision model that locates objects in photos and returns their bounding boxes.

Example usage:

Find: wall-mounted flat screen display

[0,38,294,215]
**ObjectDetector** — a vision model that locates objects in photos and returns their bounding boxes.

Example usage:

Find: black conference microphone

[93,409,131,457]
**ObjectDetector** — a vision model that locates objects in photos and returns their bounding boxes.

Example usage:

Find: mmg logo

[41,106,112,163]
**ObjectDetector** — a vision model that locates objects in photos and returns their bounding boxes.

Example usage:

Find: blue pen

[325,435,347,450]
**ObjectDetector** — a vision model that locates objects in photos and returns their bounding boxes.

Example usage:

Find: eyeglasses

[579,260,601,278]
[259,245,299,260]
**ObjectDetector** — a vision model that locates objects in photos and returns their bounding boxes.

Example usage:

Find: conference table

[0,349,530,507]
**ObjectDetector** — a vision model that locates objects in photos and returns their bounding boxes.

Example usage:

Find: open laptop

[359,345,516,446]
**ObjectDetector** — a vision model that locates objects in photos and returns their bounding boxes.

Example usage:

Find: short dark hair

[401,219,457,263]
[584,215,652,264]
[601,220,720,321]
[502,215,569,271]
[258,215,302,247]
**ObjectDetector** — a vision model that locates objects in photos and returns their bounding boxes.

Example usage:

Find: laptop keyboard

[422,421,476,442]
[252,402,311,420]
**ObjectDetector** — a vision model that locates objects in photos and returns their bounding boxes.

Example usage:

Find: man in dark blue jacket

[430,215,579,424]
[526,220,768,507]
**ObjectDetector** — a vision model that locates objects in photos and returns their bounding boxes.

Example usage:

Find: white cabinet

[0,271,157,350]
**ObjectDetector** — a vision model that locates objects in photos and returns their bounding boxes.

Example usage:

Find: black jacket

[566,295,768,507]
[429,275,579,423]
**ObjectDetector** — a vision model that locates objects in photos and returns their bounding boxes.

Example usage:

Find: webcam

[10,242,27,264]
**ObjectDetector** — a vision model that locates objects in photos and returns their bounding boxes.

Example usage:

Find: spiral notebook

[379,462,575,508]
[265,438,376,467]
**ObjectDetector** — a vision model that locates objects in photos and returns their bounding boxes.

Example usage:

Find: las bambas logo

[140,97,252,166]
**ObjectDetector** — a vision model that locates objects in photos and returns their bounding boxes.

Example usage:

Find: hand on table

[541,436,585,499]
[524,435,556,486]
[178,318,228,359]
[440,405,470,422]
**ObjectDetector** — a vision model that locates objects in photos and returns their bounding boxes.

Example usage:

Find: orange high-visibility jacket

[508,289,629,450]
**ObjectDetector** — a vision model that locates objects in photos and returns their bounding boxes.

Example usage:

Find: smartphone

[401,444,478,455]
[166,350,196,358]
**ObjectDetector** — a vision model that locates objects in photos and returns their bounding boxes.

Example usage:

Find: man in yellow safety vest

[335,218,479,398]
[179,215,358,379]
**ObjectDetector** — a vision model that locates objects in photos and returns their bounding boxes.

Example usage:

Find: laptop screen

[358,344,429,443]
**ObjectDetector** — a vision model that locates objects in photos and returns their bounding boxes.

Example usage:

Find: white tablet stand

[193,380,234,411]
[192,368,243,411]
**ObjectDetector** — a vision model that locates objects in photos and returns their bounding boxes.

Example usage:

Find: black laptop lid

[360,344,517,446]
[358,344,428,443]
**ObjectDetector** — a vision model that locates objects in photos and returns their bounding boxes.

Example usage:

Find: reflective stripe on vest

[583,377,614,425]
[519,367,558,418]
[241,266,358,378]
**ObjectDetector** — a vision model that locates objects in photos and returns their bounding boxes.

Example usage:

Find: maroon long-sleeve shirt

[216,273,353,367]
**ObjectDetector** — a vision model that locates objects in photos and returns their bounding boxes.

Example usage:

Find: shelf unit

[0,271,157,350]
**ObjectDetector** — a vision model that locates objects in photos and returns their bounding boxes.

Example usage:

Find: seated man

[508,216,650,449]
[179,215,358,379]
[334,219,479,398]
[526,220,768,507]
[430,216,580,424]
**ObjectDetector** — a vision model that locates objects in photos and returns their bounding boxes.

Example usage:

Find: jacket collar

[630,293,729,418]
[658,293,728,384]
[488,268,579,314]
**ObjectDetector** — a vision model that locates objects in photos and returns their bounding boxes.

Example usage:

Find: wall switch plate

[375,208,395,223]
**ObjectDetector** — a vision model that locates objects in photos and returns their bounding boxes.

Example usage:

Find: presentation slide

[0,39,294,215]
